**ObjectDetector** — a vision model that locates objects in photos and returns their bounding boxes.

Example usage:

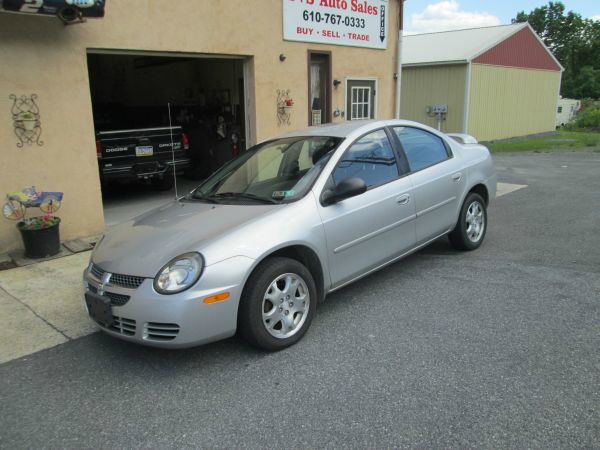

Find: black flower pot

[17,218,61,258]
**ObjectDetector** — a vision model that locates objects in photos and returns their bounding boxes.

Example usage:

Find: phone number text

[302,10,366,28]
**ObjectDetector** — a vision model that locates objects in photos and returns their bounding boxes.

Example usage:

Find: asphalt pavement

[1,150,598,448]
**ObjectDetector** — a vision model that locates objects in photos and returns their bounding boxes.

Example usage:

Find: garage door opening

[86,51,249,226]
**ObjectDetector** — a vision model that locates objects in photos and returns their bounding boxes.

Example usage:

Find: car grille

[90,314,136,336]
[90,264,145,289]
[144,322,180,341]
[106,292,130,306]
[88,285,131,307]
[110,316,136,336]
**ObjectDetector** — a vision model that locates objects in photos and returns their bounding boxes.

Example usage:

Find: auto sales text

[292,0,379,15]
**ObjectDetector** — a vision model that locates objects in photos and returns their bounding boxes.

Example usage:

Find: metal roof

[402,23,529,66]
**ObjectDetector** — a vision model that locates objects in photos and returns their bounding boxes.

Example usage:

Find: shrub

[572,106,600,130]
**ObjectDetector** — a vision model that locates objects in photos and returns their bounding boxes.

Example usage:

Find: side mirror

[321,176,367,205]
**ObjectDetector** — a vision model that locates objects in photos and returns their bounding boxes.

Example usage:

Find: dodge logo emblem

[98,272,112,296]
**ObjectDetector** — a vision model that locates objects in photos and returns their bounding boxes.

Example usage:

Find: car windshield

[189,136,342,204]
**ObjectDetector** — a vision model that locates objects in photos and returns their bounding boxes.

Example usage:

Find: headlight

[154,252,204,295]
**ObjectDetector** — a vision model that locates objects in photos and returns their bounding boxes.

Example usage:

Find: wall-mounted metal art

[10,94,43,147]
[277,89,293,126]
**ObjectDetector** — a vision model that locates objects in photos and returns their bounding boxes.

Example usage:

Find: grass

[487,130,600,153]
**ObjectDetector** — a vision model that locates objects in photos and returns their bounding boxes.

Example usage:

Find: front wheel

[238,257,316,351]
[448,192,487,251]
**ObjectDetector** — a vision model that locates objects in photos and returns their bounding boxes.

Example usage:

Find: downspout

[463,61,472,133]
[394,0,404,119]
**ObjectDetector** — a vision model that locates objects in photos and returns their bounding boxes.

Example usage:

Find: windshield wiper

[210,192,278,204]
[188,193,219,203]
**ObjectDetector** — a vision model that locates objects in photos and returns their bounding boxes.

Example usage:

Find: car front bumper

[83,255,255,348]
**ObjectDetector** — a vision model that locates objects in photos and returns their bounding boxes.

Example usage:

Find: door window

[392,127,450,172]
[346,79,376,120]
[309,52,331,126]
[332,129,398,188]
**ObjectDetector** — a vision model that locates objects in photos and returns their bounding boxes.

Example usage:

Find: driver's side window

[332,129,399,188]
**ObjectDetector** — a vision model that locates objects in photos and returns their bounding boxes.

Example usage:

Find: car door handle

[396,193,410,205]
[452,172,462,182]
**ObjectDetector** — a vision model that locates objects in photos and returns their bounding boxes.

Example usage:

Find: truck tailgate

[98,127,184,159]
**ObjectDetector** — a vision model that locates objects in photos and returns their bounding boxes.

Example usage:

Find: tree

[513,2,600,99]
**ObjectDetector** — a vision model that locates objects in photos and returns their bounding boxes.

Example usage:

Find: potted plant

[16,112,37,131]
[283,98,294,114]
[17,214,61,258]
[3,187,63,258]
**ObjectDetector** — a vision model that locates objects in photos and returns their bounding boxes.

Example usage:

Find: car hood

[92,200,281,277]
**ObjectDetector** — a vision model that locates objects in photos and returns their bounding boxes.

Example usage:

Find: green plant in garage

[3,187,64,258]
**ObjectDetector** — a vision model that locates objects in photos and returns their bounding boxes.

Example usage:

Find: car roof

[274,119,409,139]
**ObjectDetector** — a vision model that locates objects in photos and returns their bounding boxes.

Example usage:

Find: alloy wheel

[465,201,485,243]
[262,273,310,339]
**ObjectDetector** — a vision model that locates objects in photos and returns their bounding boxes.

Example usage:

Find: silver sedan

[83,120,496,350]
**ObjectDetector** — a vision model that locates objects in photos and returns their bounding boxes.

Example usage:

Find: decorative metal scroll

[10,94,43,147]
[277,89,292,126]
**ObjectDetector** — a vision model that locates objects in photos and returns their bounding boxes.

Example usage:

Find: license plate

[85,292,113,327]
[135,145,153,157]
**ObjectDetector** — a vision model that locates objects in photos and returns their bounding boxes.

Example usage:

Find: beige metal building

[0,0,403,254]
[400,23,563,141]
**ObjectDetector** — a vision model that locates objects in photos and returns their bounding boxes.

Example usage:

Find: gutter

[402,60,469,68]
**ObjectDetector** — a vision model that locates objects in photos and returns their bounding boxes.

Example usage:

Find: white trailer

[556,97,581,128]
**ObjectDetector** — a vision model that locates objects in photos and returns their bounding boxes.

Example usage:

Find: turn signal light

[203,292,230,304]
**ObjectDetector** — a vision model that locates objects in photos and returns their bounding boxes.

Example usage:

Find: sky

[403,0,600,34]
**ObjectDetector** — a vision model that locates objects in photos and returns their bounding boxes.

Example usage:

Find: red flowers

[20,215,60,231]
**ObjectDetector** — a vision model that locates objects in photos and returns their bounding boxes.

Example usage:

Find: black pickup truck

[95,126,191,190]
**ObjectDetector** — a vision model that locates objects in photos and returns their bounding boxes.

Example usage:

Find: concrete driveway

[0,150,598,448]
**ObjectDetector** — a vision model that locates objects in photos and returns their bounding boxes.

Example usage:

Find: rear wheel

[449,192,487,251]
[238,257,316,351]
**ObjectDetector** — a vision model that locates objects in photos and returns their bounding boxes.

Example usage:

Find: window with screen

[333,129,399,188]
[392,127,450,172]
[350,87,371,120]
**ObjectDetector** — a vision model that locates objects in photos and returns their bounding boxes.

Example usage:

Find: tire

[448,192,487,251]
[238,257,317,351]
[152,176,174,191]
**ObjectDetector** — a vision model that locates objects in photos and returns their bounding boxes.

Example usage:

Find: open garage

[86,51,248,223]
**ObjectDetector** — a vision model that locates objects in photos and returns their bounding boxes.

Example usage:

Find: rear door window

[392,127,450,172]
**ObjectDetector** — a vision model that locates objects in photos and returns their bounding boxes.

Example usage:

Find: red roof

[473,26,561,71]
